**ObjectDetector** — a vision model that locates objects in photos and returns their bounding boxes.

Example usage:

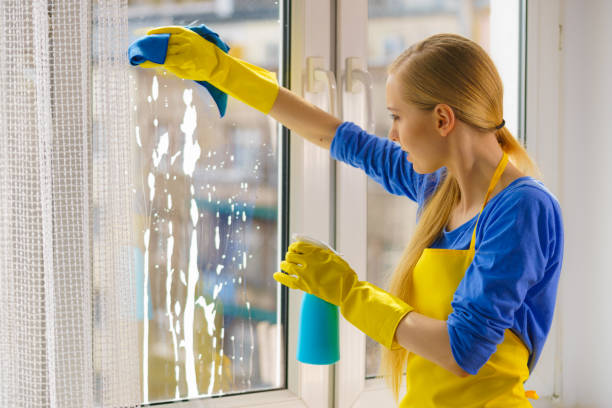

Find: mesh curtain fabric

[0,1,141,407]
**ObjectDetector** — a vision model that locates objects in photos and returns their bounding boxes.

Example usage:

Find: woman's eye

[389,114,399,121]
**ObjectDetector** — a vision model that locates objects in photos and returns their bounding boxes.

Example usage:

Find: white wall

[559,0,612,405]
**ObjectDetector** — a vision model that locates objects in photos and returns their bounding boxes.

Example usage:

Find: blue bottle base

[296,293,340,365]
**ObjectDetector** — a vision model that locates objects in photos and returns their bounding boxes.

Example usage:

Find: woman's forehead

[385,78,407,110]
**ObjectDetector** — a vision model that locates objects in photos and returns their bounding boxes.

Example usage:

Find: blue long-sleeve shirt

[330,121,564,375]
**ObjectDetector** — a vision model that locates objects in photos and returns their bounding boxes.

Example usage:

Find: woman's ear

[433,104,455,137]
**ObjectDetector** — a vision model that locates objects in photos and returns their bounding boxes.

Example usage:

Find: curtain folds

[0,0,141,406]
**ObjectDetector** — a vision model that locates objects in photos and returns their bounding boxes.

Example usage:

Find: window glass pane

[96,1,285,403]
[365,0,521,378]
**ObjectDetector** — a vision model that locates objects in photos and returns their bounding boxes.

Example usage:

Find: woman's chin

[410,158,433,175]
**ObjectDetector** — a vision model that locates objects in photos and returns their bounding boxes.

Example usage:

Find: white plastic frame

[523,0,564,406]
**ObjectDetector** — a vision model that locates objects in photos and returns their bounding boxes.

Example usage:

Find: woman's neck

[445,130,515,214]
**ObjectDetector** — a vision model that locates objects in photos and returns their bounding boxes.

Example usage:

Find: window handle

[344,57,375,134]
[305,56,338,117]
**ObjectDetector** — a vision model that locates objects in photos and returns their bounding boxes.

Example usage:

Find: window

[91,1,535,406]
[94,1,286,404]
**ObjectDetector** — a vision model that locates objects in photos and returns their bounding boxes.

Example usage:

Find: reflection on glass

[93,1,284,404]
[365,0,505,378]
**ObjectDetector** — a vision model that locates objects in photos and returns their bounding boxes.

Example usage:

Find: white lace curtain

[0,0,141,407]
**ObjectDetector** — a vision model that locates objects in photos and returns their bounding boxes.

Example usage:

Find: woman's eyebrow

[387,107,399,111]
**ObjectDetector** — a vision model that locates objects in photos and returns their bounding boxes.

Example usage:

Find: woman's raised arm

[269,86,342,150]
[132,26,342,150]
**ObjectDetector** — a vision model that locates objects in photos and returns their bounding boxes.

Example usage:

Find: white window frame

[522,0,563,406]
[334,0,395,406]
[285,0,338,406]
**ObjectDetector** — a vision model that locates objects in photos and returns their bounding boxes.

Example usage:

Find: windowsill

[149,389,307,408]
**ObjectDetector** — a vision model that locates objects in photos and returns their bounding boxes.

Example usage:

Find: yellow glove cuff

[340,280,414,350]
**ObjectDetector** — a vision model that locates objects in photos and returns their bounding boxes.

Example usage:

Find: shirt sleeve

[330,121,442,204]
[446,186,561,375]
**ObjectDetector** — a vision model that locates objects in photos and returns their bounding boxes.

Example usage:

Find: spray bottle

[292,234,340,365]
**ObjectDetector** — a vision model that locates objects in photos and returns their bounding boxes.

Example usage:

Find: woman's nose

[388,130,398,142]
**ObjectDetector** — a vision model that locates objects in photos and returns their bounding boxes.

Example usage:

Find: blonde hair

[379,33,540,402]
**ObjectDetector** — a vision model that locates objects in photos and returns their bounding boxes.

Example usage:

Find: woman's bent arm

[394,312,470,377]
[268,86,342,150]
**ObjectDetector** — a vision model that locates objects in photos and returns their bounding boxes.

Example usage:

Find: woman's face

[385,73,449,174]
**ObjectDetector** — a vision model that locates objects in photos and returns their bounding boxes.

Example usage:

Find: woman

[136,28,564,407]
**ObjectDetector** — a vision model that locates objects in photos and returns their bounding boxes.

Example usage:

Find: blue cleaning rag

[128,24,230,117]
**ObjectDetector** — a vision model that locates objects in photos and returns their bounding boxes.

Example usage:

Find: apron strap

[469,152,509,251]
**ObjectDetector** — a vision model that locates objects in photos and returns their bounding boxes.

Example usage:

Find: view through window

[93,0,286,404]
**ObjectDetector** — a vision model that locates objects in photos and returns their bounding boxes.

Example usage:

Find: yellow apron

[400,152,539,407]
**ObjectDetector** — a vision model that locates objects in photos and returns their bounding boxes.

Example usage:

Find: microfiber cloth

[128,24,230,117]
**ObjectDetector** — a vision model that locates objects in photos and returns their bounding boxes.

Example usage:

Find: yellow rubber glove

[274,238,414,350]
[139,26,279,114]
